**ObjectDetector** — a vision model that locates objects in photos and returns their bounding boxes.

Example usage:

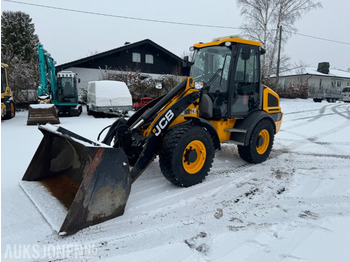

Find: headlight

[194,81,204,89]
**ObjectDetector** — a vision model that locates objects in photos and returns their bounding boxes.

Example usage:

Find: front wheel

[238,119,274,164]
[4,101,15,119]
[159,124,214,187]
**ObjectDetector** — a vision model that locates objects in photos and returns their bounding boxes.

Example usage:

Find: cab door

[230,44,261,116]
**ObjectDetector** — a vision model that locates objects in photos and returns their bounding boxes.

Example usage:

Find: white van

[341,86,350,103]
[87,80,133,116]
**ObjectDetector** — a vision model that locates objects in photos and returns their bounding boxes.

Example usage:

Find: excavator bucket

[27,104,60,125]
[20,125,131,235]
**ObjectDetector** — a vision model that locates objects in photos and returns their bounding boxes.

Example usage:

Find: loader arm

[103,77,201,183]
[129,87,200,182]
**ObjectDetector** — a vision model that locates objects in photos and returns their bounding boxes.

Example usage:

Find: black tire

[238,119,274,164]
[159,124,214,187]
[87,105,91,115]
[4,101,15,119]
[77,105,82,116]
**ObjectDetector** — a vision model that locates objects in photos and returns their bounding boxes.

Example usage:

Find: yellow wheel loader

[20,37,283,234]
[1,63,16,120]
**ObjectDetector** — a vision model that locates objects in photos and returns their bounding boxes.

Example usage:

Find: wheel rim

[183,140,206,174]
[256,129,270,155]
[10,103,15,116]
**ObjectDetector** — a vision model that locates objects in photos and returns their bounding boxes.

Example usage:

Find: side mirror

[182,55,193,68]
[183,56,189,67]
[241,46,251,61]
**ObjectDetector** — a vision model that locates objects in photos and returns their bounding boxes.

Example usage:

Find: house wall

[278,75,350,94]
[74,44,181,75]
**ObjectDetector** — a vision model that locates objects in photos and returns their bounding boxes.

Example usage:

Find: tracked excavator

[27,44,82,125]
[20,37,283,234]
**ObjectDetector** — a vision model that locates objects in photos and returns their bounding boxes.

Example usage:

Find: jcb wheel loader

[20,37,283,235]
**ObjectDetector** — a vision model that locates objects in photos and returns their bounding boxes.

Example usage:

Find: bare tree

[236,0,322,81]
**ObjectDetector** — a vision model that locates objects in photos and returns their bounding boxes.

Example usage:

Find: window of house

[145,54,154,64]
[331,79,336,87]
[132,52,141,63]
[337,80,342,87]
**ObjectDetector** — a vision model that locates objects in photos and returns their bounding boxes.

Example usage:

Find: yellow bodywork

[1,64,13,97]
[141,37,282,142]
[193,37,262,49]
[141,79,282,143]
[1,63,14,118]
[262,86,283,133]
[208,119,236,142]
[142,78,198,137]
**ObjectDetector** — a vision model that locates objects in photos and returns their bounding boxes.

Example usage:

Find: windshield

[1,67,7,93]
[57,77,78,103]
[190,46,232,93]
[57,77,75,96]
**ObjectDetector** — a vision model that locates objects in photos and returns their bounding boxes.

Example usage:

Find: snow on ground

[1,99,350,261]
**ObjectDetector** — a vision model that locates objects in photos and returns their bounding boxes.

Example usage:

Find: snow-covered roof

[279,66,350,79]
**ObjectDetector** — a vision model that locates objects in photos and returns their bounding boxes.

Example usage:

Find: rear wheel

[87,105,92,115]
[77,105,82,116]
[159,124,214,187]
[238,119,274,163]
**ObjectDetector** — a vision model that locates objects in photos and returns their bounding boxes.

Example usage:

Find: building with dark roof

[55,39,184,101]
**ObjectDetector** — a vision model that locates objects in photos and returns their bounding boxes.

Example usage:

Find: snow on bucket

[27,104,60,125]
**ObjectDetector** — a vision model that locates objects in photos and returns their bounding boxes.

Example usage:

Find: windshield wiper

[204,68,223,89]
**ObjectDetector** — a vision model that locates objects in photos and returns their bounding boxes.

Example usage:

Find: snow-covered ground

[2,99,350,261]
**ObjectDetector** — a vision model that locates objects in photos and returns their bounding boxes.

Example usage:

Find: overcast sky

[1,0,350,71]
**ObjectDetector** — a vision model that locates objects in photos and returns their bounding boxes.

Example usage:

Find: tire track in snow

[280,104,350,149]
[331,104,350,119]
[35,103,350,261]
[284,103,331,123]
[283,103,349,130]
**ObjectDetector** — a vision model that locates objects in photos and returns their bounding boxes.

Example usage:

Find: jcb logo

[153,110,174,136]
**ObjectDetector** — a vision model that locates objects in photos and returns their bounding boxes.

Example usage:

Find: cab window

[231,45,260,115]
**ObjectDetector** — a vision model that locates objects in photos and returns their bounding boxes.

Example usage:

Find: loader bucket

[27,104,60,125]
[20,125,131,235]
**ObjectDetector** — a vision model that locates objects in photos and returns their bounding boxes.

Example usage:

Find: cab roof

[193,37,261,49]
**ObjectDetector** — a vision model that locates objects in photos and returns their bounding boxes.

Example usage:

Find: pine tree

[1,11,40,103]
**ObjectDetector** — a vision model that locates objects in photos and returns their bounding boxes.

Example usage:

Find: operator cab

[56,71,79,103]
[1,66,7,94]
[190,38,264,119]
